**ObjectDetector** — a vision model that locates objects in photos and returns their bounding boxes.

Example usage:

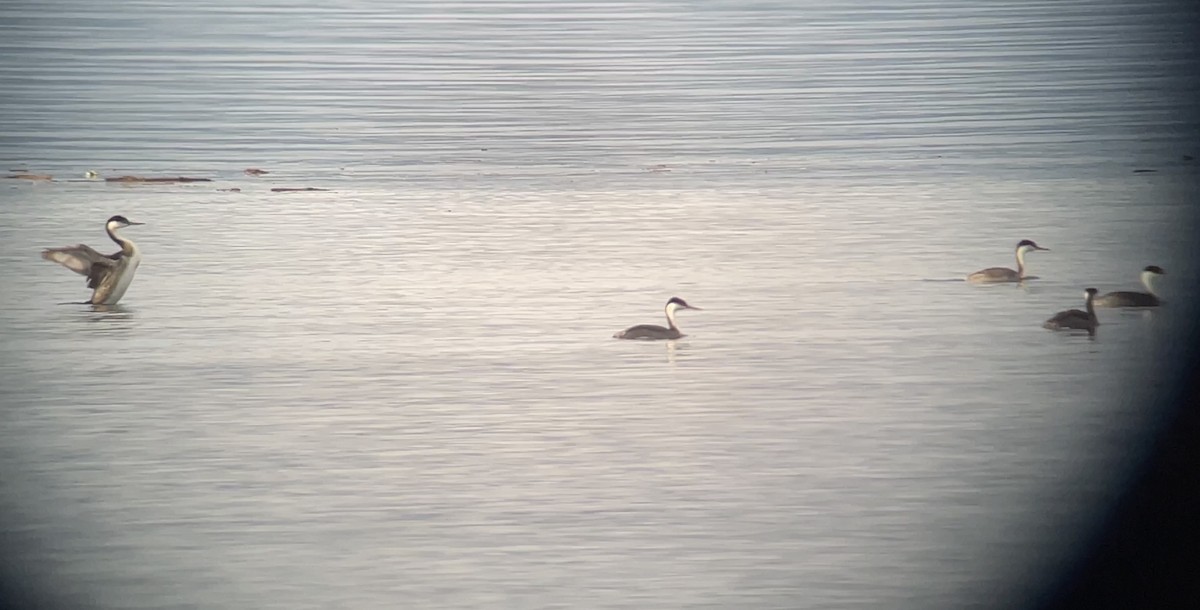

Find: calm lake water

[1,1,1198,608]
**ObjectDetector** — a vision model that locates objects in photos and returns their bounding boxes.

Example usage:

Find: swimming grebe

[613,297,701,340]
[1043,288,1099,335]
[1094,265,1165,307]
[967,239,1049,283]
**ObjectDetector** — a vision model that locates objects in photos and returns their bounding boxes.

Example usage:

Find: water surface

[1,1,1198,608]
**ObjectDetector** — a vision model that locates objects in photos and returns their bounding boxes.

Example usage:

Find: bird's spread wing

[42,244,121,286]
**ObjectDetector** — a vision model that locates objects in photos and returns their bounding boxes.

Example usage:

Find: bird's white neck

[107,222,138,256]
[1015,246,1031,276]
[1141,271,1161,297]
[664,302,681,330]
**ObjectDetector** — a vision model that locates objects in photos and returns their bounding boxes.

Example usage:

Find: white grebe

[1043,288,1099,335]
[967,239,1049,283]
[1094,265,1165,307]
[42,215,145,305]
[613,297,701,340]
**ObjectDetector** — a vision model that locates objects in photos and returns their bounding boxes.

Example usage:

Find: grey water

[1,0,1198,608]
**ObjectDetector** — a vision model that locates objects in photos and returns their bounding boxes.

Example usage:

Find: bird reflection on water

[666,340,680,365]
[74,303,135,332]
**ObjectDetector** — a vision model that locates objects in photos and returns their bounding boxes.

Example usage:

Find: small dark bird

[1044,288,1099,336]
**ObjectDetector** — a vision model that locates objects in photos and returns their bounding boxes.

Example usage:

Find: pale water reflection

[1,0,1198,609]
[75,304,137,330]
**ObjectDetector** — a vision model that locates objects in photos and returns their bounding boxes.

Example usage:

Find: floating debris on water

[271,187,329,192]
[217,187,242,192]
[5,173,53,181]
[244,168,269,176]
[104,175,213,183]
